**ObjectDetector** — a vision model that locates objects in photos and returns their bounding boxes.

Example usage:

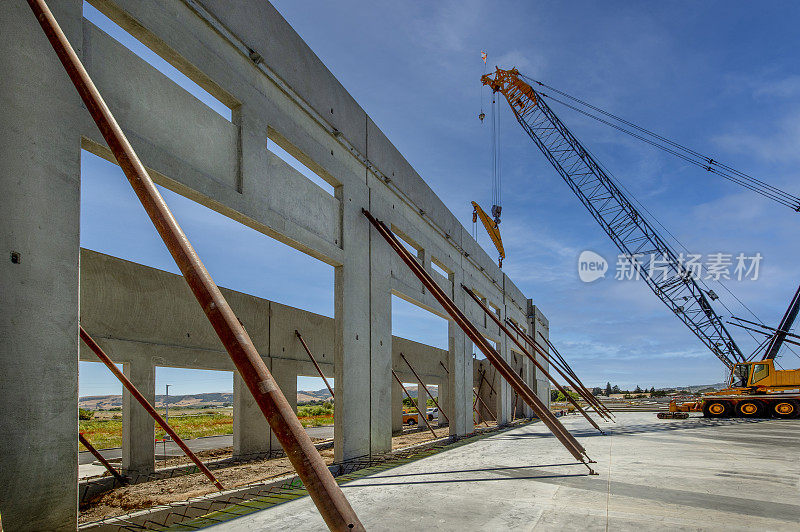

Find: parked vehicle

[402,410,418,425]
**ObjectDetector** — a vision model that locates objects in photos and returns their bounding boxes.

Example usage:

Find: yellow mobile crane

[666,285,800,418]
[667,359,800,418]
[481,67,800,419]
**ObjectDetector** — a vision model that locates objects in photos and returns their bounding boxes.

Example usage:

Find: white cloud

[713,109,800,164]
[753,75,800,99]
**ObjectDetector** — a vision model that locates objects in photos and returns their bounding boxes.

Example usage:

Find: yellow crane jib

[480,67,538,117]
[472,201,505,267]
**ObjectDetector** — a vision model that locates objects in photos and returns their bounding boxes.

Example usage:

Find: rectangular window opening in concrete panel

[83,1,235,121]
[391,226,423,262]
[153,367,233,467]
[80,150,335,318]
[430,256,452,280]
[401,382,438,410]
[266,131,338,196]
[391,295,448,350]
[473,337,496,361]
[297,377,334,436]
[78,361,123,460]
[297,377,335,404]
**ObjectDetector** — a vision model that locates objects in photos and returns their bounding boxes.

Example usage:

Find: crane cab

[726,360,800,390]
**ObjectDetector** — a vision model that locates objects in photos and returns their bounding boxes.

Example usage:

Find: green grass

[79,410,334,450]
[79,414,233,451]
[297,404,334,417]
[299,415,334,428]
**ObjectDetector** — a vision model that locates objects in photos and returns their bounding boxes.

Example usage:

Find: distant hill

[80,385,439,409]
[79,392,233,410]
[658,383,726,392]
[296,388,332,404]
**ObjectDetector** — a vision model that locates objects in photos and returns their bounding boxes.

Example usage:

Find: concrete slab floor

[202,412,800,531]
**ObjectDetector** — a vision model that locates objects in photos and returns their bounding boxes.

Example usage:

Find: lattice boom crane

[482,67,744,370]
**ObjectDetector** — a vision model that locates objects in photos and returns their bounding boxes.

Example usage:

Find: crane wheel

[737,400,764,418]
[703,400,731,418]
[772,400,799,419]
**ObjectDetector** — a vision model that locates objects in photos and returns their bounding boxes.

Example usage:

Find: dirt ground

[80,427,461,524]
[80,447,335,523]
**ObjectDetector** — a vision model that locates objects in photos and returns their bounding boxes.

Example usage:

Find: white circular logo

[578,251,607,283]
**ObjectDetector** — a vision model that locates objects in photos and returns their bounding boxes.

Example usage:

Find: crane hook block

[478,111,486,122]
[491,204,502,224]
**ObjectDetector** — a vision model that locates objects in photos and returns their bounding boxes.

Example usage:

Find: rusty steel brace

[400,353,450,424]
[392,370,438,439]
[507,319,614,422]
[535,331,616,420]
[508,319,613,420]
[473,369,498,422]
[364,208,595,473]
[506,319,613,421]
[439,361,488,427]
[479,367,498,397]
[474,385,497,422]
[296,330,335,400]
[472,390,491,426]
[80,327,224,490]
[513,321,613,419]
[25,1,364,527]
[463,286,604,434]
[79,432,128,485]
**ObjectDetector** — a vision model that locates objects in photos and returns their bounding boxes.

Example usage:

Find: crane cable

[528,76,800,363]
[475,51,487,243]
[477,52,504,265]
[521,75,800,212]
[577,128,800,363]
[491,96,502,219]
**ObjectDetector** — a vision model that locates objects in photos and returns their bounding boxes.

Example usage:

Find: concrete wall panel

[1,0,546,525]
[83,22,239,191]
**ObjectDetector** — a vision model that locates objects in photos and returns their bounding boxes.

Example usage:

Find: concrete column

[369,224,392,456]
[495,309,512,426]
[530,301,551,408]
[122,361,155,475]
[0,2,82,529]
[233,372,269,458]
[437,378,448,427]
[391,377,403,434]
[475,360,496,423]
[334,183,392,462]
[269,358,297,451]
[523,352,535,418]
[447,315,473,436]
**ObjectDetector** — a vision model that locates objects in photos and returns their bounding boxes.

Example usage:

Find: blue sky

[79,1,800,396]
